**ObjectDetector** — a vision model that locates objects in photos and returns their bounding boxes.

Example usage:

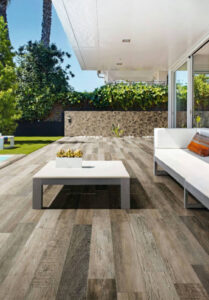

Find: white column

[168,70,175,128]
[187,56,193,128]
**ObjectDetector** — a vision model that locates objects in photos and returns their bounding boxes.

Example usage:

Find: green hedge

[17,72,209,122]
[63,82,168,111]
[18,82,168,121]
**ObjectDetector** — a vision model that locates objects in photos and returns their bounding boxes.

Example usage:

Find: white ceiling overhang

[53,0,209,75]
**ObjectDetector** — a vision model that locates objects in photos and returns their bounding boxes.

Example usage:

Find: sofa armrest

[154,128,197,149]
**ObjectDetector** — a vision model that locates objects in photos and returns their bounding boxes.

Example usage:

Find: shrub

[194,74,209,110]
[17,81,168,121]
[63,82,168,111]
[90,82,168,110]
[16,41,74,121]
[0,17,20,134]
[60,82,168,111]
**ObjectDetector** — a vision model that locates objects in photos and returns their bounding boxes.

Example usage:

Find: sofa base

[154,158,208,210]
[154,158,185,186]
[184,183,209,210]
[154,161,168,176]
[184,189,204,209]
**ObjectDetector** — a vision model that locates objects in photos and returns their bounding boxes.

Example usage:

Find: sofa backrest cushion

[154,128,197,149]
[197,128,209,137]
[187,133,209,156]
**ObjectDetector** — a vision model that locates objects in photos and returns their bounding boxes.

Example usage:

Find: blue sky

[7,0,104,92]
[176,71,188,86]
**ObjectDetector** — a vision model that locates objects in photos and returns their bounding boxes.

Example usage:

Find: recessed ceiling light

[122,39,131,43]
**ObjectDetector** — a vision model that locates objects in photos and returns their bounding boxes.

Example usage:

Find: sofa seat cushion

[186,175,209,199]
[155,149,209,180]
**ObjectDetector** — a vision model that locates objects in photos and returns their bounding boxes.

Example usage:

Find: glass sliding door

[175,63,188,127]
[193,42,209,127]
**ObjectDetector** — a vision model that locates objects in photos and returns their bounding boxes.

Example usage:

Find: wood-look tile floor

[0,136,209,300]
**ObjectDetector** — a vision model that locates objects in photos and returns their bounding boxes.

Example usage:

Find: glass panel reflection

[193,42,209,127]
[175,63,187,128]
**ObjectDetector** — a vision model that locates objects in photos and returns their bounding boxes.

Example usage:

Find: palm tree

[41,0,52,47]
[0,0,10,38]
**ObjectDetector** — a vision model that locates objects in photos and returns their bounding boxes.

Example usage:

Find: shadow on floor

[57,141,92,144]
[43,178,155,209]
[16,140,56,145]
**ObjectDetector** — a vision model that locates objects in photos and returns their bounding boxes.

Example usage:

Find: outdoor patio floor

[0,136,209,300]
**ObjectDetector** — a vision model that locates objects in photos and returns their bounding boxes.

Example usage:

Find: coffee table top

[33,160,130,179]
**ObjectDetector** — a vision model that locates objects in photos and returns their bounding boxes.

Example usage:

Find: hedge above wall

[64,82,168,111]
[18,82,168,121]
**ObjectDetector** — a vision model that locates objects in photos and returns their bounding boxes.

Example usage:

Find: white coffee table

[33,160,130,209]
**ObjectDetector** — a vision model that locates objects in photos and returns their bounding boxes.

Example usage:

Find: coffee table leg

[33,178,43,209]
[120,178,130,209]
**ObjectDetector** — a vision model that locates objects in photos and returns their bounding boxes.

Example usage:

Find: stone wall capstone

[64,111,168,137]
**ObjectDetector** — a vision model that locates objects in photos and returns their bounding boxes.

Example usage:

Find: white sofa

[154,128,209,209]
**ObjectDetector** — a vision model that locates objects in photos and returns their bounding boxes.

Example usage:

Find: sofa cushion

[186,175,209,199]
[154,128,197,149]
[187,133,209,156]
[155,149,209,180]
[197,128,209,137]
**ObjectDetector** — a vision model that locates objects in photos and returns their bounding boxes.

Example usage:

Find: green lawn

[0,136,62,155]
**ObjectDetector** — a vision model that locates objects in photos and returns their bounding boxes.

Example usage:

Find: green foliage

[112,124,124,138]
[176,84,187,111]
[64,82,168,111]
[175,74,209,113]
[194,74,209,110]
[0,16,20,134]
[12,42,209,123]
[86,82,168,110]
[16,41,74,121]
[18,81,168,121]
[192,74,209,127]
[195,115,201,128]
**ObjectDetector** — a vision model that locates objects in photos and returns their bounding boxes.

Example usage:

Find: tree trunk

[0,0,10,39]
[41,0,52,47]
[0,0,7,21]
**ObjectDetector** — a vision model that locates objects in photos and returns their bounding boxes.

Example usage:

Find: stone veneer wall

[64,111,168,137]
